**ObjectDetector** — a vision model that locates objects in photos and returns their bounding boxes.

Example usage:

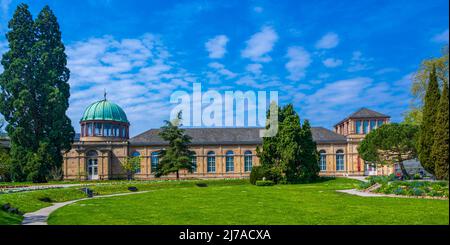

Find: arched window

[132,151,141,174]
[225,150,234,172]
[190,153,197,172]
[244,150,252,172]
[86,150,98,180]
[207,151,216,173]
[336,150,344,171]
[151,152,159,172]
[319,150,326,171]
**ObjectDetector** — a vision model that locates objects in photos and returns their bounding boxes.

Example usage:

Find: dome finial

[103,89,107,100]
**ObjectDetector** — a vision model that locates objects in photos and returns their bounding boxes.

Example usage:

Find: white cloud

[207,62,237,79]
[241,26,278,62]
[285,46,311,81]
[300,75,412,127]
[322,58,343,68]
[205,35,229,58]
[315,32,339,49]
[347,51,372,72]
[245,63,263,76]
[66,34,196,135]
[432,29,449,43]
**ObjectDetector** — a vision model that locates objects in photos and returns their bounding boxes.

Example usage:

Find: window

[132,151,141,173]
[336,150,344,171]
[95,123,102,136]
[355,121,361,134]
[225,151,234,172]
[112,125,119,137]
[86,150,98,178]
[377,120,384,127]
[207,151,216,173]
[244,151,252,172]
[104,124,111,136]
[151,152,159,172]
[370,120,376,131]
[87,123,93,136]
[191,154,197,172]
[319,150,326,171]
[363,120,369,134]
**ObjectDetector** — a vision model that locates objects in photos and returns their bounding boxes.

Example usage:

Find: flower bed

[375,181,448,197]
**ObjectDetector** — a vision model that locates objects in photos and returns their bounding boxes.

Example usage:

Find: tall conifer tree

[417,67,440,175]
[0,4,74,182]
[432,80,449,180]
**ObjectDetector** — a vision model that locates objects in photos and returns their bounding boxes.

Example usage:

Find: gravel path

[22,191,149,225]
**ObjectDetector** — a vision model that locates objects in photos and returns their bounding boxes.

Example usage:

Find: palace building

[62,98,394,180]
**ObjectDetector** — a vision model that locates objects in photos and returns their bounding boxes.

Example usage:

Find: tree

[358,123,419,179]
[257,103,319,183]
[417,67,441,175]
[404,45,448,125]
[155,112,194,180]
[121,156,141,181]
[431,80,449,180]
[298,120,319,181]
[0,4,74,182]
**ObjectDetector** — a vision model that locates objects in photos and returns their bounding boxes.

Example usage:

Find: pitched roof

[334,107,390,126]
[310,127,347,143]
[129,127,347,146]
[348,108,389,118]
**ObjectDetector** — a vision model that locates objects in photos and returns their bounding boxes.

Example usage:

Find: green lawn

[46,178,449,225]
[0,179,248,224]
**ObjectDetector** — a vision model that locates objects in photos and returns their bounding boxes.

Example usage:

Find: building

[62,98,394,180]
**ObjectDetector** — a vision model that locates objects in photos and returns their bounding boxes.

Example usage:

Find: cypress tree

[432,80,449,180]
[299,120,319,181]
[417,67,440,175]
[0,4,74,182]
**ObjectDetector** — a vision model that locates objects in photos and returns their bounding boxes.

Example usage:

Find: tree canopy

[257,104,319,183]
[358,123,419,178]
[431,80,449,180]
[417,66,440,175]
[0,4,74,182]
[404,45,448,125]
[155,112,194,180]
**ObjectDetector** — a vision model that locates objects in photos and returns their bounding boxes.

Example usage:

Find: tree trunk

[398,161,410,179]
[176,170,179,180]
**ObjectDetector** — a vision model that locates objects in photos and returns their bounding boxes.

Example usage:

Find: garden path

[22,191,149,225]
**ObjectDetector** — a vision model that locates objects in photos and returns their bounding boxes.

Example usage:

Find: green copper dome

[80,99,128,123]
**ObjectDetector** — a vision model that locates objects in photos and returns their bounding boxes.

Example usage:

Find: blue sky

[0,0,448,136]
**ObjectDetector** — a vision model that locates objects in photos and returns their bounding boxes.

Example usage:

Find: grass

[45,178,449,225]
[0,179,246,224]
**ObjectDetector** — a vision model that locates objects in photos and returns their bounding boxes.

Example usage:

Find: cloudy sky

[0,0,448,136]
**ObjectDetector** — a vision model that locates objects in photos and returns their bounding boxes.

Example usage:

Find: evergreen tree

[358,123,418,179]
[432,80,449,180]
[155,112,194,180]
[257,103,319,182]
[0,4,74,182]
[299,120,319,181]
[417,67,440,175]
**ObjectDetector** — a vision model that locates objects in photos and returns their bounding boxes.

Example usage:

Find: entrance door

[87,158,99,180]
[365,163,377,176]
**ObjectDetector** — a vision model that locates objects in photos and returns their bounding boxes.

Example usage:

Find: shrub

[255,180,275,186]
[357,181,372,190]
[250,166,265,185]
[250,166,282,185]
[195,183,208,187]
